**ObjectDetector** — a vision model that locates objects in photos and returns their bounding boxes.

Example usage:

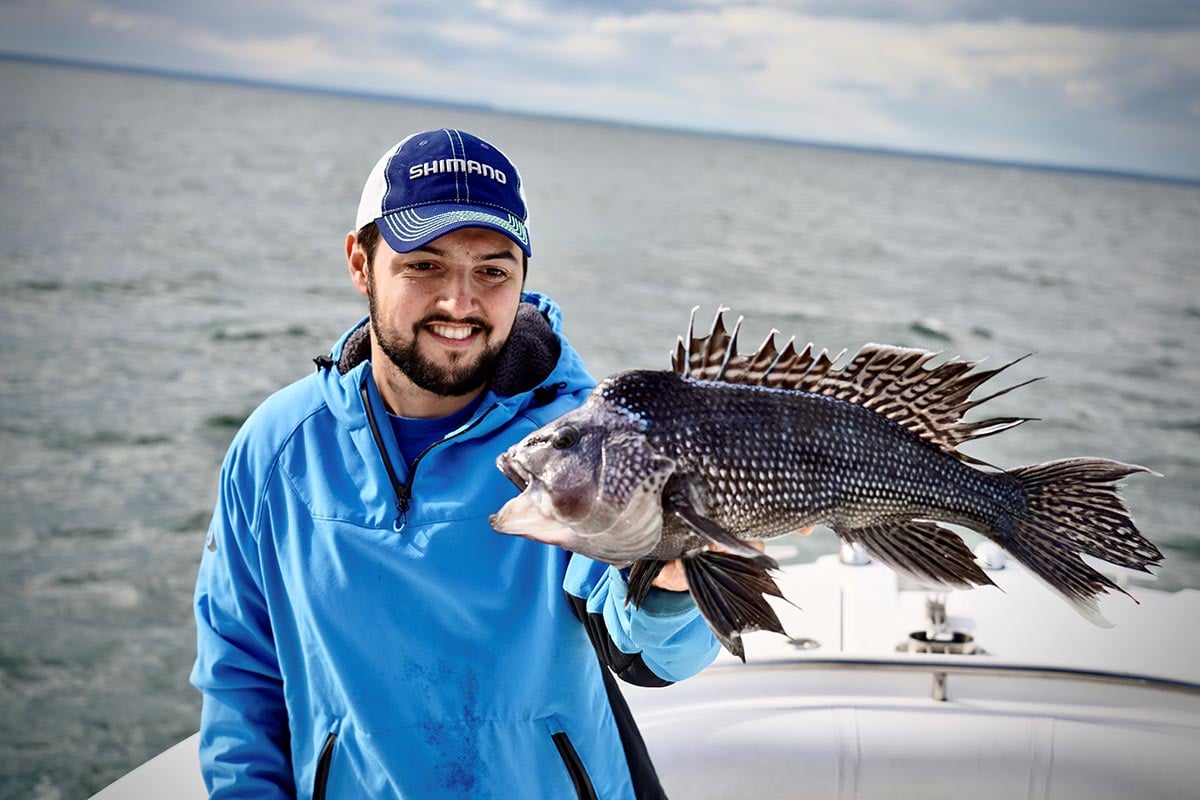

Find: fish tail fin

[682,551,789,661]
[993,458,1161,626]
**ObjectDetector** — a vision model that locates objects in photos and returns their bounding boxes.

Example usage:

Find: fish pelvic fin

[991,458,1161,626]
[672,308,1037,461]
[626,559,670,608]
[683,551,789,661]
[837,520,997,592]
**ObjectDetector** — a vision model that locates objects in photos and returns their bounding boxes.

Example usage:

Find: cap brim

[376,204,531,257]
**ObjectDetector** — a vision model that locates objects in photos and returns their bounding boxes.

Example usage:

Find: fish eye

[551,426,579,450]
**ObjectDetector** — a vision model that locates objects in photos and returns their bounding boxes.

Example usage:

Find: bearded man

[191,129,719,799]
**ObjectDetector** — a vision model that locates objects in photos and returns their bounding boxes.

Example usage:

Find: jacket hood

[315,291,594,426]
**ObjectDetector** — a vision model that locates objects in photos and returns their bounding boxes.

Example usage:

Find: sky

[3,0,1200,181]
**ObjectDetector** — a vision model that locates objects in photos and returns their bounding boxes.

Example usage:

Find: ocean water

[2,57,1198,798]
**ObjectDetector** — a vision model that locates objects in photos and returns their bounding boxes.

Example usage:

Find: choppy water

[2,58,1198,799]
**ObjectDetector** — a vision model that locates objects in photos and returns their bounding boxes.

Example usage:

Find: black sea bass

[490,309,1162,658]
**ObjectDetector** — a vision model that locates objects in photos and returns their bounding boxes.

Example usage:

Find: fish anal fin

[683,551,790,661]
[837,519,996,591]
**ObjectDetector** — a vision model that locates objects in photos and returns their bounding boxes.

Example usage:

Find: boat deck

[623,551,1200,799]
[92,552,1200,799]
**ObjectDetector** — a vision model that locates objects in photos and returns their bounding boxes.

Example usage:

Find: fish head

[490,400,675,566]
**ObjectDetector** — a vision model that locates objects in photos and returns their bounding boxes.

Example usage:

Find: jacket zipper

[312,731,337,800]
[360,381,409,529]
[552,731,598,800]
[360,377,500,532]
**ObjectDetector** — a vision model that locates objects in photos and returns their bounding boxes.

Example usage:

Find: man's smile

[426,322,482,344]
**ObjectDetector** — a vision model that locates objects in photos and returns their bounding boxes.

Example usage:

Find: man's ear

[346,231,370,298]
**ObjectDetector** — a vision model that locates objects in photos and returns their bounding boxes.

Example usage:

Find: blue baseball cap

[355,129,531,257]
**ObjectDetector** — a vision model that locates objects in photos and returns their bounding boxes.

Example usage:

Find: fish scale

[622,373,1023,559]
[491,309,1162,659]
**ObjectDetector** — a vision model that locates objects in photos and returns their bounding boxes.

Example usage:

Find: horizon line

[4,49,1198,188]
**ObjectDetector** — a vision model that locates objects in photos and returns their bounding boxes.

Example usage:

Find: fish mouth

[491,452,561,539]
[496,451,530,491]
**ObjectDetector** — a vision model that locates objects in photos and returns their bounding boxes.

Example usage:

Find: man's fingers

[649,559,688,592]
[708,539,765,554]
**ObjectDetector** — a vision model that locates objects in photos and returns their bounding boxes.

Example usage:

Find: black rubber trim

[566,593,672,688]
[552,731,599,800]
[596,659,670,800]
[313,731,336,800]
[566,591,670,799]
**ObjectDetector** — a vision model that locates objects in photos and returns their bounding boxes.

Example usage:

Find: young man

[191,129,720,799]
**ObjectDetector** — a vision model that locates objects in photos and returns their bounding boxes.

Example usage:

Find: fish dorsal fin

[672,308,1038,459]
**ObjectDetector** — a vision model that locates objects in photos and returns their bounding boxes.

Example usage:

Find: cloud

[506,6,1197,143]
[93,0,351,41]
[1,0,1197,177]
[553,0,1200,31]
[794,0,1200,30]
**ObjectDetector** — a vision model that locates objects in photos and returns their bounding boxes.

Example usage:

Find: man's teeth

[430,324,475,341]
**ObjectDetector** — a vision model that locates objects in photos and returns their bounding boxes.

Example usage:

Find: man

[191,129,720,799]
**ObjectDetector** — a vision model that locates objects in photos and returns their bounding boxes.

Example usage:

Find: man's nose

[436,270,478,317]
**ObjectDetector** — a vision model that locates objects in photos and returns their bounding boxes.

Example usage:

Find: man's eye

[408,261,437,271]
[479,267,511,282]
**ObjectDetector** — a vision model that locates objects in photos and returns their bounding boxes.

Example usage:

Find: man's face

[363,227,524,398]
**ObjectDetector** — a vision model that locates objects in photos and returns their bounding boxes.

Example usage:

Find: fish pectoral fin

[683,552,790,662]
[666,491,778,570]
[836,520,996,591]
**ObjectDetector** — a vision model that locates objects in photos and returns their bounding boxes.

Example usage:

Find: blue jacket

[191,293,719,799]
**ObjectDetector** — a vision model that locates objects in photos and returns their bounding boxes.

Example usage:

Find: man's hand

[648,527,814,592]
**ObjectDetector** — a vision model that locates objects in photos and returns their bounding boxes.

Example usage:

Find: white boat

[91,544,1200,799]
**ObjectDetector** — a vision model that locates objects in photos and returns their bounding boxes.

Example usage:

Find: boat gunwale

[701,655,1200,697]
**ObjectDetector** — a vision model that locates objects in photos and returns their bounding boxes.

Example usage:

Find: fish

[490,308,1163,658]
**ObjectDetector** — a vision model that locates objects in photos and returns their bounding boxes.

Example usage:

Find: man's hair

[357,222,382,266]
[356,222,528,278]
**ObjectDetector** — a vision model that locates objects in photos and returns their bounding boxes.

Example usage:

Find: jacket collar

[316,292,593,424]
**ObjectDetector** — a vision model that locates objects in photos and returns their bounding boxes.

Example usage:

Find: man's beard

[368,281,506,398]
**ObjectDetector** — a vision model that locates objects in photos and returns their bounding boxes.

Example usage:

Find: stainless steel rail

[707,656,1200,700]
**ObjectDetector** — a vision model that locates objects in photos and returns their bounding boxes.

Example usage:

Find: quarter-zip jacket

[191,293,719,799]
